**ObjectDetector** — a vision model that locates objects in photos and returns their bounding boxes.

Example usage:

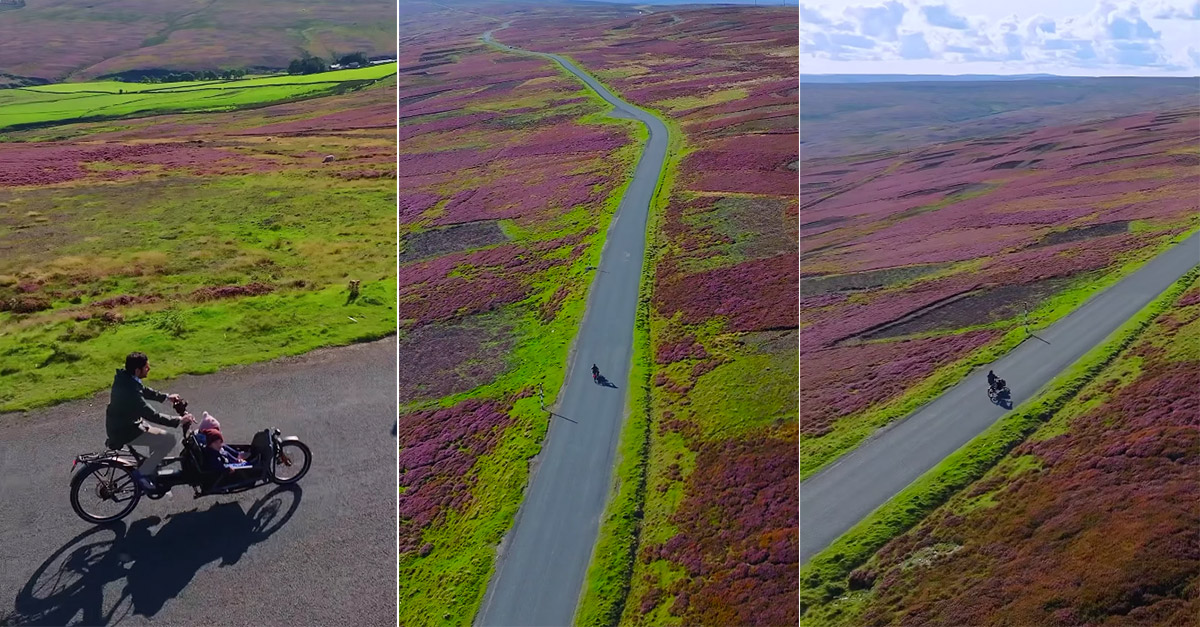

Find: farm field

[0,63,396,131]
[0,75,397,412]
[391,6,647,625]
[805,269,1200,626]
[498,6,800,626]
[798,105,1200,480]
[0,0,395,82]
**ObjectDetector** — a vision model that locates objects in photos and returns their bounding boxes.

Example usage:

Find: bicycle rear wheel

[69,462,141,524]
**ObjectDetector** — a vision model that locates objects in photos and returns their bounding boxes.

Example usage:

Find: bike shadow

[594,375,619,389]
[1,485,302,626]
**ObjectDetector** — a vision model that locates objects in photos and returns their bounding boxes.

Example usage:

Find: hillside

[0,0,394,82]
[800,78,1198,158]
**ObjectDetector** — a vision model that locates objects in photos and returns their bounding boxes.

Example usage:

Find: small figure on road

[106,351,195,491]
[987,369,999,390]
[592,363,600,380]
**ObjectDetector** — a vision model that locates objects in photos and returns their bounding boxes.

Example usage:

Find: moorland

[392,2,799,626]
[798,79,1199,627]
[0,0,394,83]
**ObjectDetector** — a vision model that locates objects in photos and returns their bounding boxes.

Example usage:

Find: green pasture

[0,171,397,412]
[0,63,396,131]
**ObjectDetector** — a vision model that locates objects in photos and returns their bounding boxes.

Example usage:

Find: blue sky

[800,0,1200,75]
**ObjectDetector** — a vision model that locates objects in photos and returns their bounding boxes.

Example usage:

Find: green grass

[654,87,747,113]
[800,266,1200,626]
[0,171,396,412]
[0,280,395,411]
[0,63,396,131]
[799,221,1200,479]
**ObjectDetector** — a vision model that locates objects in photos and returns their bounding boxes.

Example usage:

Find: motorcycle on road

[69,398,312,525]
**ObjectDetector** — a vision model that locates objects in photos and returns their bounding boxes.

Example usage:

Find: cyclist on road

[105,351,194,490]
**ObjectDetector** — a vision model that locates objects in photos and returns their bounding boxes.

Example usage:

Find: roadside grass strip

[575,107,685,627]
[799,265,1200,624]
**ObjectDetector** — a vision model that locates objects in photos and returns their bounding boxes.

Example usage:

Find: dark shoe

[131,470,155,491]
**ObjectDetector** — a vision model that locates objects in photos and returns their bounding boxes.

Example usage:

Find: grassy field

[0,63,395,131]
[0,78,397,413]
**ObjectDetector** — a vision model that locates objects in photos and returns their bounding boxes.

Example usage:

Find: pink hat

[197,412,220,432]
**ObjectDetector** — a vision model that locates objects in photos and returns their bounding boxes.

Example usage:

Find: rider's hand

[181,412,196,426]
[167,394,182,403]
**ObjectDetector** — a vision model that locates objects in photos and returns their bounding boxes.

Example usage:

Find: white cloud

[1150,0,1200,19]
[920,4,969,29]
[899,31,934,57]
[845,0,907,41]
[800,4,832,25]
[799,0,1196,74]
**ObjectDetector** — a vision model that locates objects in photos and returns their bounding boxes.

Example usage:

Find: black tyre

[69,462,141,525]
[270,440,311,485]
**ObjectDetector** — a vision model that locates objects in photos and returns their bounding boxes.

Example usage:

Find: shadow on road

[593,375,618,389]
[549,412,578,424]
[2,485,302,626]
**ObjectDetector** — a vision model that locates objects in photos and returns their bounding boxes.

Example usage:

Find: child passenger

[198,428,250,475]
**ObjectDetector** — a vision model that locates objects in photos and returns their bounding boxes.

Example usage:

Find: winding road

[474,31,669,627]
[0,339,397,626]
[800,231,1200,563]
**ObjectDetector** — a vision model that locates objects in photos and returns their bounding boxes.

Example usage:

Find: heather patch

[398,397,516,555]
[399,220,508,263]
[656,253,798,333]
[671,194,797,271]
[858,278,1072,341]
[801,330,1000,437]
[1034,220,1130,247]
[634,435,798,627]
[397,315,514,402]
[801,264,950,296]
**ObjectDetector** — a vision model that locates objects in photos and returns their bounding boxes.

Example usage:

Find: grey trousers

[129,425,177,474]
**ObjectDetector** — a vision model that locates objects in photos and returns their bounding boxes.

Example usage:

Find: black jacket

[105,369,179,449]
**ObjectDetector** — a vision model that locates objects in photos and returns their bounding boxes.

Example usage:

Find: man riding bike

[105,352,194,490]
[592,364,600,380]
[987,370,999,390]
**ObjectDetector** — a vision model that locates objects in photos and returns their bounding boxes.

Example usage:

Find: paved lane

[0,339,397,626]
[475,30,669,627]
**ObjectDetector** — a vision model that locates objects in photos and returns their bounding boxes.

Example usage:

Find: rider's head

[125,352,150,379]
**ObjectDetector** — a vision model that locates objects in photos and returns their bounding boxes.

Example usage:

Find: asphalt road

[800,231,1200,563]
[475,31,669,627]
[0,339,397,626]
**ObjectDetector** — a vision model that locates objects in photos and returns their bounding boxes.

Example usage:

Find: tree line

[287,52,370,75]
